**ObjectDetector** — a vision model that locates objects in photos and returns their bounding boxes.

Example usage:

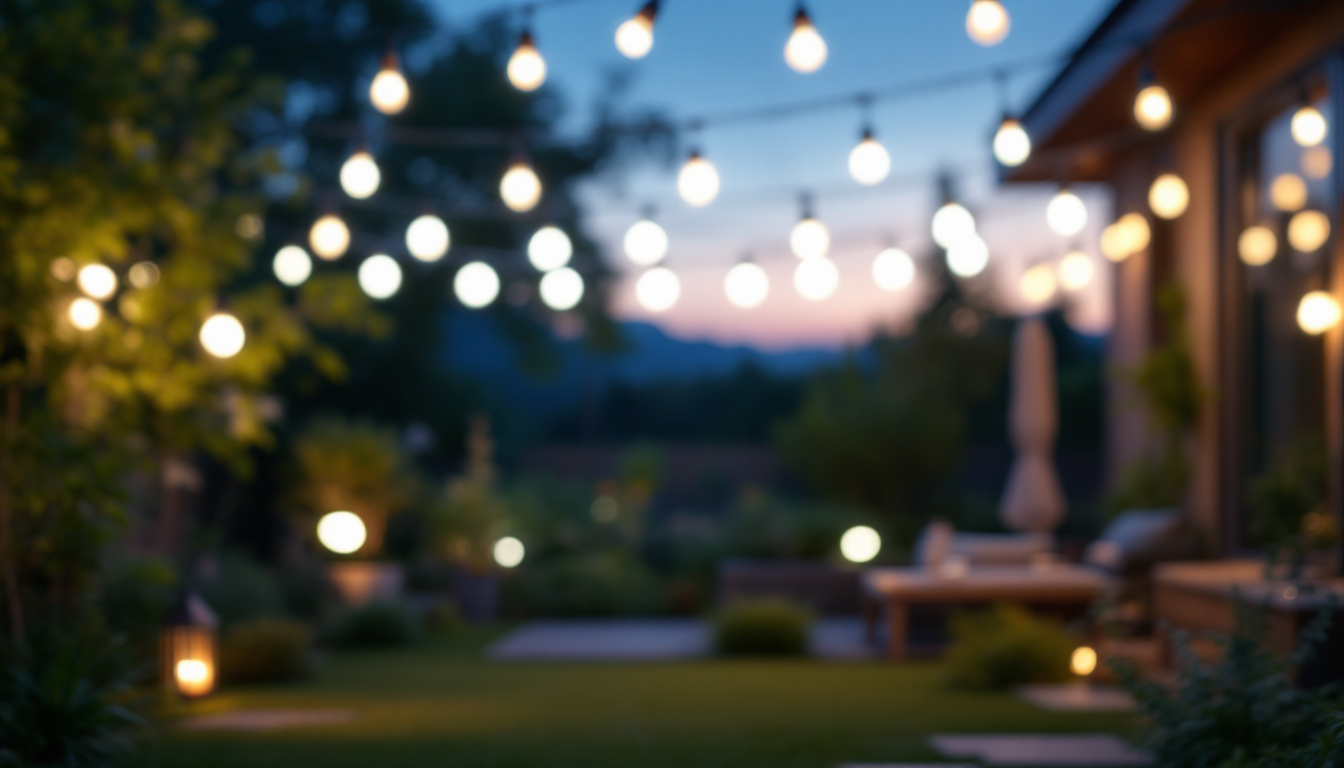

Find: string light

[273,245,314,287]
[872,248,915,292]
[678,151,720,207]
[724,260,769,309]
[1134,58,1173,131]
[339,150,381,200]
[1291,102,1328,148]
[849,129,891,186]
[966,0,1010,46]
[794,257,839,301]
[931,202,977,249]
[500,160,542,213]
[1100,222,1129,262]
[791,203,831,260]
[309,214,350,260]
[1020,263,1057,307]
[624,217,669,266]
[993,116,1031,167]
[1302,146,1333,179]
[317,511,366,554]
[358,254,403,299]
[1237,225,1277,266]
[539,267,584,310]
[1149,172,1189,219]
[369,50,409,115]
[200,312,245,359]
[1297,291,1341,335]
[493,537,526,568]
[615,1,658,59]
[785,4,827,74]
[128,262,159,289]
[68,297,102,331]
[454,262,501,309]
[508,30,547,92]
[1288,210,1331,253]
[1046,188,1087,237]
[1057,250,1094,291]
[528,226,573,271]
[77,264,118,300]
[635,266,681,312]
[1270,173,1308,212]
[947,235,990,278]
[406,215,451,262]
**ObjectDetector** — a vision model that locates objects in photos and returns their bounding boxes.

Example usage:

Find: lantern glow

[1057,251,1094,291]
[69,297,103,330]
[1291,104,1328,148]
[273,246,313,287]
[494,536,526,568]
[932,202,977,249]
[1270,173,1308,212]
[1134,84,1172,131]
[1288,210,1331,253]
[1238,226,1278,266]
[947,235,990,278]
[615,2,657,59]
[1071,646,1098,677]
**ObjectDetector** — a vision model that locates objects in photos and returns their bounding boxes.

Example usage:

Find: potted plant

[1250,435,1334,582]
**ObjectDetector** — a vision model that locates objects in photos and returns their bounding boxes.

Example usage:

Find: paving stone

[1017,684,1137,712]
[930,734,1152,766]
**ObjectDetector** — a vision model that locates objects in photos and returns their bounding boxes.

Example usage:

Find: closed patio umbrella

[999,316,1066,532]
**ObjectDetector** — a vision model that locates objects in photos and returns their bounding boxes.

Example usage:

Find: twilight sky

[430,0,1118,348]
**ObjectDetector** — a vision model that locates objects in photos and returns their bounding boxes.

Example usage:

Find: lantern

[161,592,219,699]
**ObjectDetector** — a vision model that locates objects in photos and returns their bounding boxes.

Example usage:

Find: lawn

[143,628,1139,768]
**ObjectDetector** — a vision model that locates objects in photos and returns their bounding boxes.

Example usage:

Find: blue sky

[429,0,1118,347]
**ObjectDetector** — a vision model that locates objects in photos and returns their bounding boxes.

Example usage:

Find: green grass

[143,627,1138,768]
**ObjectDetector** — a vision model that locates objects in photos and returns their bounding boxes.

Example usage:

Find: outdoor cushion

[1083,508,1181,572]
[914,524,1054,567]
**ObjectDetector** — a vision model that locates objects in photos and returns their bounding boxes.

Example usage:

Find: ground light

[539,267,584,310]
[965,0,1009,46]
[507,31,546,91]
[790,215,830,260]
[500,161,542,213]
[724,260,768,308]
[784,4,827,74]
[309,214,351,260]
[1057,250,1094,291]
[493,536,526,568]
[1292,103,1328,148]
[406,215,450,262]
[931,202,977,249]
[528,226,573,271]
[273,245,313,287]
[872,247,915,292]
[615,1,657,59]
[358,254,403,300]
[1046,188,1087,237]
[993,117,1031,167]
[947,235,990,278]
[68,297,102,331]
[340,150,381,200]
[636,266,681,312]
[317,511,367,554]
[77,263,117,300]
[161,593,217,700]
[840,525,881,563]
[1149,172,1189,219]
[677,151,719,207]
[1071,645,1098,677]
[849,129,891,185]
[454,262,501,309]
[793,257,839,301]
[1288,210,1331,252]
[1298,291,1341,335]
[199,312,245,359]
[1238,225,1278,266]
[623,218,669,266]
[369,50,409,115]
[1270,173,1308,212]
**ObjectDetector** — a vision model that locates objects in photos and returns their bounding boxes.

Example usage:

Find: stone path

[930,734,1152,766]
[178,709,355,731]
[1017,684,1137,712]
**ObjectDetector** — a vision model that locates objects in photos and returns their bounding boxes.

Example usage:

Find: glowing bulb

[1100,223,1129,262]
[317,511,366,554]
[507,32,546,92]
[966,0,1010,46]
[932,202,977,249]
[1020,263,1058,307]
[615,2,656,59]
[678,152,720,207]
[200,312,245,359]
[635,266,680,313]
[1291,104,1328,148]
[175,659,210,687]
[340,150,380,199]
[993,117,1031,167]
[1238,226,1277,267]
[539,267,584,311]
[528,226,573,271]
[1298,291,1341,335]
[1117,212,1151,254]
[1302,146,1333,179]
[1288,210,1331,253]
[1149,173,1189,219]
[1057,251,1094,291]
[358,254,402,300]
[1134,84,1173,131]
[493,536,525,568]
[369,53,409,115]
[790,217,830,259]
[872,248,915,292]
[273,245,313,286]
[849,132,891,185]
[840,525,881,564]
[1071,646,1098,677]
[1270,173,1308,212]
[128,261,160,289]
[947,235,990,278]
[406,215,450,262]
[624,219,669,266]
[500,161,542,213]
[785,7,827,74]
[68,297,102,330]
[1047,189,1088,237]
[794,257,839,301]
[77,264,117,300]
[309,215,350,260]
[724,262,769,309]
[454,262,501,309]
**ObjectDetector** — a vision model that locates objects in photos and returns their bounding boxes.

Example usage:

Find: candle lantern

[160,592,219,699]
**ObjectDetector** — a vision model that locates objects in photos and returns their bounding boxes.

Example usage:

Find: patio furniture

[861,565,1116,660]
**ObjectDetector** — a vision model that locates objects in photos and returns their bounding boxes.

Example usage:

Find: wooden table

[861,565,1115,660]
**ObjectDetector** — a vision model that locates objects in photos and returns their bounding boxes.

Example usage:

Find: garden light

[494,536,525,568]
[317,511,367,554]
[273,245,313,287]
[199,312,245,359]
[161,593,218,699]
[454,262,501,309]
[406,215,450,262]
[840,526,881,563]
[528,226,573,272]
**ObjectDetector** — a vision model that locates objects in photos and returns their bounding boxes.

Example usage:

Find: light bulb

[68,297,102,331]
[635,266,680,313]
[1288,210,1331,253]
[1149,172,1189,219]
[931,202,977,249]
[966,0,1010,46]
[790,216,830,259]
[507,32,547,92]
[493,536,525,568]
[947,235,990,278]
[309,214,350,260]
[273,245,313,287]
[539,267,584,311]
[1117,212,1152,255]
[623,219,668,266]
[358,254,402,300]
[1020,263,1058,307]
[1298,291,1341,335]
[77,264,117,300]
[1134,84,1172,131]
[615,2,657,59]
[454,262,501,309]
[1046,188,1088,237]
[794,257,839,301]
[369,52,409,115]
[1101,222,1129,262]
[128,261,160,289]
[1302,146,1333,180]
[1291,104,1328,148]
[993,117,1031,167]
[406,215,450,262]
[340,150,380,199]
[1238,225,1277,267]
[1071,646,1098,677]
[200,312,245,359]
[678,152,720,207]
[840,525,882,563]
[1057,250,1094,291]
[528,226,573,272]
[1270,173,1308,212]
[849,131,891,186]
[872,248,915,292]
[784,6,827,74]
[317,511,366,555]
[50,257,76,282]
[724,262,769,309]
[500,161,542,213]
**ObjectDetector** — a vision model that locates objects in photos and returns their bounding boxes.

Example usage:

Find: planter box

[328,562,404,606]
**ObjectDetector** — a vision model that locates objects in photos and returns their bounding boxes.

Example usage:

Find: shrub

[506,551,666,617]
[326,601,419,649]
[944,604,1073,689]
[715,599,811,657]
[276,560,339,622]
[220,619,312,685]
[197,556,286,628]
[97,559,178,661]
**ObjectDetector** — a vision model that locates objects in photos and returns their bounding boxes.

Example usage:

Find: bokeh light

[454,262,501,309]
[794,257,839,301]
[317,511,367,554]
[199,312,245,359]
[273,245,314,287]
[840,525,882,563]
[358,254,403,300]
